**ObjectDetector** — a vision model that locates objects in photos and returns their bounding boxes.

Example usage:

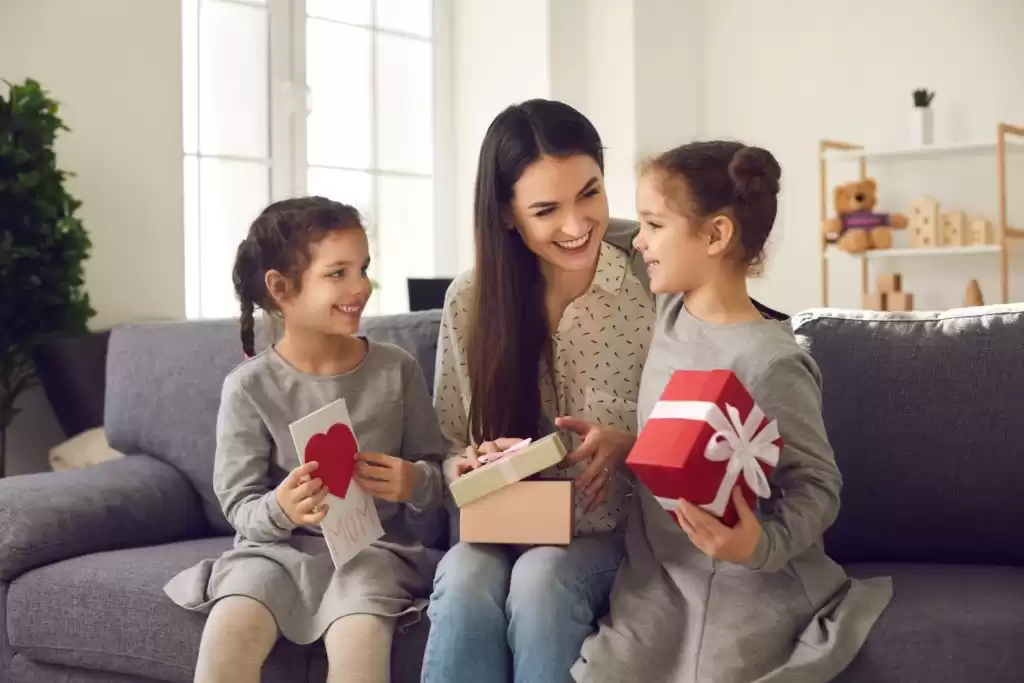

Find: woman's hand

[451,438,525,478]
[275,461,330,526]
[355,452,422,503]
[555,416,635,511]
[674,488,762,565]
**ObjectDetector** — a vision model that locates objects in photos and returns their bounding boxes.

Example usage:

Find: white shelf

[820,140,1024,162]
[826,244,1000,259]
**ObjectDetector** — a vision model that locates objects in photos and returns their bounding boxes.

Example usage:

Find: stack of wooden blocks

[864,273,913,311]
[911,196,993,248]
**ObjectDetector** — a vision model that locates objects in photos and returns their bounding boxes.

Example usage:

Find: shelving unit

[818,123,1024,306]
[824,244,1001,260]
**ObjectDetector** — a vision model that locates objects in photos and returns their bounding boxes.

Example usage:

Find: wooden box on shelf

[863,292,887,311]
[877,273,902,293]
[910,196,940,248]
[941,210,967,246]
[887,292,915,311]
[968,217,993,245]
[864,272,913,312]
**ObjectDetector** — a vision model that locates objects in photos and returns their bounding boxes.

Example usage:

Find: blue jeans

[421,534,624,683]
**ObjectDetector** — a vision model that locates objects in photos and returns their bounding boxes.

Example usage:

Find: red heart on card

[303,424,358,498]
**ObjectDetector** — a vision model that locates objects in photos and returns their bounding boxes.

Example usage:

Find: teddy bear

[823,178,909,254]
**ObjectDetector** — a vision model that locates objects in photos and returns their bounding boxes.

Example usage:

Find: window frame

[183,0,453,319]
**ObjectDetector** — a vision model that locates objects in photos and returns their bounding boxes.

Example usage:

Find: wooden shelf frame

[819,123,1024,306]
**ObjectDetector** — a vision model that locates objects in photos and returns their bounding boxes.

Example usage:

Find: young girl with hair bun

[567,142,893,683]
[164,196,448,683]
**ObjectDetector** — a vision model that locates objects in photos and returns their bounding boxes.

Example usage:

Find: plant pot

[910,106,934,146]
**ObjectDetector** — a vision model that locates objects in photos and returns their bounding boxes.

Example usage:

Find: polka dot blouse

[434,241,656,535]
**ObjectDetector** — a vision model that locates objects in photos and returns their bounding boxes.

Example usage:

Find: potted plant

[910,88,935,146]
[0,78,95,477]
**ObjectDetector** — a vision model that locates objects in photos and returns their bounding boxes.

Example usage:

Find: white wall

[632,0,704,158]
[1,0,185,474]
[702,0,1024,312]
[448,0,708,272]
[449,0,551,272]
[549,0,637,220]
[449,0,1024,312]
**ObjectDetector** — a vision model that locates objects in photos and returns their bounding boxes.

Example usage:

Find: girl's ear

[265,269,292,305]
[706,215,735,257]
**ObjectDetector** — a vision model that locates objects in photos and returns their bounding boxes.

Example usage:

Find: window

[183,0,449,319]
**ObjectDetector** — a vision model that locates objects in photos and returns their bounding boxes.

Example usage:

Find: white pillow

[49,427,125,471]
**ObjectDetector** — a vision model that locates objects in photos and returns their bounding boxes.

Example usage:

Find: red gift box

[627,369,782,527]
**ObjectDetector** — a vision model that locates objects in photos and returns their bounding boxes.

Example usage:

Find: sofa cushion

[34,329,111,439]
[9,655,158,682]
[105,312,443,535]
[1,582,11,677]
[791,305,1024,565]
[361,310,442,392]
[105,320,270,534]
[836,563,1024,683]
[6,538,310,683]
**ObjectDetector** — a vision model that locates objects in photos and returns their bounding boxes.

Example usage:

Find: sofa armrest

[0,454,208,581]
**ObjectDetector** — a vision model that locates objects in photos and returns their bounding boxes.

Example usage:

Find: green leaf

[0,78,94,436]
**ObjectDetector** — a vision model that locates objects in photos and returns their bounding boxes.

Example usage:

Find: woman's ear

[265,269,292,305]
[502,207,518,232]
[706,215,736,257]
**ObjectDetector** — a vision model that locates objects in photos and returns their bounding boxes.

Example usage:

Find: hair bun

[729,146,781,197]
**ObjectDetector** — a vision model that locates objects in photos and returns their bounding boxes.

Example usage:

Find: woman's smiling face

[509,153,609,276]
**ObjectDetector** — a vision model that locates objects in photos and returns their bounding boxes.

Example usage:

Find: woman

[421,100,785,683]
[422,99,650,683]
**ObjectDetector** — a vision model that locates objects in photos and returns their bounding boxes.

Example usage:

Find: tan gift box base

[459,481,573,546]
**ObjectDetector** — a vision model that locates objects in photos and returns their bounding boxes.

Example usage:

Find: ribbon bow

[648,400,781,517]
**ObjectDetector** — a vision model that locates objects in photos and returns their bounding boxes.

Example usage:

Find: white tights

[193,595,395,683]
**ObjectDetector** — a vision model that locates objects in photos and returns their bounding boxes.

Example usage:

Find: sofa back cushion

[34,329,110,438]
[792,304,1024,566]
[105,311,443,534]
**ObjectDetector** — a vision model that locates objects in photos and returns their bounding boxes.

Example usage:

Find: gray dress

[164,341,449,645]
[571,296,894,683]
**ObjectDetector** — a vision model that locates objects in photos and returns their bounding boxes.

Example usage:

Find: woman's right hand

[452,438,525,478]
[275,461,330,525]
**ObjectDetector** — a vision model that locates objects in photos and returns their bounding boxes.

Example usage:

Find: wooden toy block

[887,292,914,311]
[876,273,902,294]
[941,210,966,246]
[968,217,992,245]
[964,279,984,307]
[863,292,887,311]
[910,196,940,248]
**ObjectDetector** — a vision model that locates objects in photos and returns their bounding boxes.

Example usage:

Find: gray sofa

[2,304,1023,683]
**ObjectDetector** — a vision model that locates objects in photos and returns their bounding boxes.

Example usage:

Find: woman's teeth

[555,231,591,250]
[337,305,361,314]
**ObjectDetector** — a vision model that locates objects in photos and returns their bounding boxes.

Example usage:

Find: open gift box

[449,432,567,507]
[627,369,782,527]
[460,480,573,545]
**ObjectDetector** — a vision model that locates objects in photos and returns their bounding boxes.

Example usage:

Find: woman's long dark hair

[466,99,604,444]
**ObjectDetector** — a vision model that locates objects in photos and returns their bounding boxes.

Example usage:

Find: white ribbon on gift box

[497,456,519,483]
[647,399,781,517]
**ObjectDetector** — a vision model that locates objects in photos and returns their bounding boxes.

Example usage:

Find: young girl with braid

[164,197,448,683]
[567,142,893,682]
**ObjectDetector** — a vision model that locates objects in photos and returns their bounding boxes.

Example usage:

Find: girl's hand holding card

[275,460,330,525]
[355,452,422,503]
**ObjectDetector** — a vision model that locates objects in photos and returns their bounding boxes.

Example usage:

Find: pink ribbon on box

[476,439,534,483]
[477,438,532,465]
[647,400,781,517]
